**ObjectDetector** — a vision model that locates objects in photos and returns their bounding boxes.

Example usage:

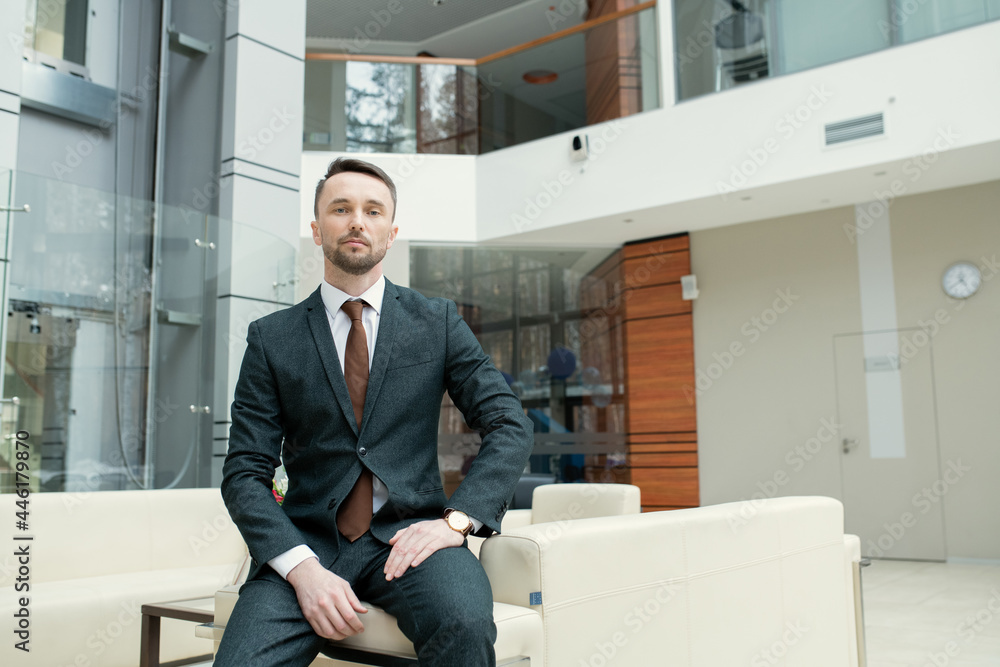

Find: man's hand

[383,519,464,581]
[286,557,368,640]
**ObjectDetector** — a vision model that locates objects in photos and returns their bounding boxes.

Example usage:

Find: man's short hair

[314,157,398,220]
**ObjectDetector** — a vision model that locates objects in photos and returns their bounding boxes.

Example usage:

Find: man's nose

[348,212,366,230]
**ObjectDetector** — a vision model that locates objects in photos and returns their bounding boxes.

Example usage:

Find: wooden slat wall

[584,0,642,126]
[622,234,699,511]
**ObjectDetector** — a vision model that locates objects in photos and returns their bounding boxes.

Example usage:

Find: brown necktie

[337,299,373,542]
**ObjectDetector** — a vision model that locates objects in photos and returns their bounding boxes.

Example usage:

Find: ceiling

[306,0,537,43]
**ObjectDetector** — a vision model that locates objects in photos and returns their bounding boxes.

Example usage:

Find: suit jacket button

[358,447,367,457]
[328,498,337,510]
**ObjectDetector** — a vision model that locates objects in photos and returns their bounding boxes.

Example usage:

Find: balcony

[303,2,659,155]
[674,0,1000,101]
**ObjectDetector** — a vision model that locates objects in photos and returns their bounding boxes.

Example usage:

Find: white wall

[473,19,1000,246]
[691,180,1000,559]
[300,151,477,243]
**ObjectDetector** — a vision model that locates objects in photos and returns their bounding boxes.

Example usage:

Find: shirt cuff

[268,545,318,580]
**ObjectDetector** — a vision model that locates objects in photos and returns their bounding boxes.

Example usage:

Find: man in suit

[215,158,534,666]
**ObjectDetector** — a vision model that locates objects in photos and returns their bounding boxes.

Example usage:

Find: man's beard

[325,236,386,276]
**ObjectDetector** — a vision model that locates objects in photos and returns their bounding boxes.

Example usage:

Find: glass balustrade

[303,5,659,156]
[0,171,295,493]
[410,245,629,499]
[674,0,1000,101]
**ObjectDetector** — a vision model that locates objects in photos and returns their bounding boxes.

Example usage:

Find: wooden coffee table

[140,596,215,667]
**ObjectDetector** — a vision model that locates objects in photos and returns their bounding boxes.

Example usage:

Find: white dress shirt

[268,276,480,579]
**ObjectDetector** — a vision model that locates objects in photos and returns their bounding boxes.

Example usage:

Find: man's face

[311,171,398,276]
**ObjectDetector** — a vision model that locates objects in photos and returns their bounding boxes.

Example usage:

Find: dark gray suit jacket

[221,279,534,579]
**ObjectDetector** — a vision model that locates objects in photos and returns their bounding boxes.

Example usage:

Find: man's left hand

[384,519,464,581]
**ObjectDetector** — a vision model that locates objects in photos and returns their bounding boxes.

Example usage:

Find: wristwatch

[443,509,474,537]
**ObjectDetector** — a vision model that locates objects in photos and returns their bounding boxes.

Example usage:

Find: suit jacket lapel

[360,278,399,434]
[305,287,359,436]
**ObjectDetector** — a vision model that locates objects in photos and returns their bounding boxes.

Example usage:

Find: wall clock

[942,261,981,299]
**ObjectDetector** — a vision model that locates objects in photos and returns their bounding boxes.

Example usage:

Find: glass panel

[24,0,89,66]
[478,7,658,154]
[303,7,659,155]
[345,61,417,153]
[411,245,626,495]
[304,60,348,151]
[418,64,478,155]
[776,0,890,75]
[0,171,295,494]
[895,0,1000,43]
[676,0,1000,100]
[5,172,153,492]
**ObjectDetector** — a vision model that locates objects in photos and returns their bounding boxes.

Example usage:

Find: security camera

[571,134,589,161]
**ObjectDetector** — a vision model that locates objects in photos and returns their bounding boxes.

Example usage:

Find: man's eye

[334,208,347,213]
[368,210,381,216]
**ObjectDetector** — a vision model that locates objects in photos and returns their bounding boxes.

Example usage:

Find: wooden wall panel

[631,467,699,507]
[623,250,690,288]
[625,314,696,433]
[625,283,692,319]
[619,234,699,511]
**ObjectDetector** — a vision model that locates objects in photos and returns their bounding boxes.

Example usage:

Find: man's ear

[386,223,399,249]
[310,220,322,246]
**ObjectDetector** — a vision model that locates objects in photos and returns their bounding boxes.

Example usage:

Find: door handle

[842,437,859,454]
[190,405,211,414]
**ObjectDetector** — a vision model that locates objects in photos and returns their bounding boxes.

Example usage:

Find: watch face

[447,511,471,533]
[942,262,982,299]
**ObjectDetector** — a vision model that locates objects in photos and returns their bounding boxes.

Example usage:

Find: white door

[834,329,946,560]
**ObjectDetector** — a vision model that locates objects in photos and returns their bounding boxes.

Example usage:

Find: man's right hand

[286,556,368,640]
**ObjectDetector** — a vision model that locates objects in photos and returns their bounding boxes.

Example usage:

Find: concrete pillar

[214,0,306,483]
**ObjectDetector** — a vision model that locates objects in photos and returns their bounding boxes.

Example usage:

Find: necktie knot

[341,299,366,321]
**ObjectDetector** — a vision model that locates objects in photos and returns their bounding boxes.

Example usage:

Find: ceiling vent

[824,113,884,146]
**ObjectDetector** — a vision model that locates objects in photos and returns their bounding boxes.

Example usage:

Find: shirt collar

[320,275,386,319]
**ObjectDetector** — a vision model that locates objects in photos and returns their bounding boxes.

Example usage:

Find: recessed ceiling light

[874,170,887,176]
[623,218,633,223]
[740,196,752,201]
[523,69,558,85]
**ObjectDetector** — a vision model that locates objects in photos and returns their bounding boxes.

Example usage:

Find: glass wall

[410,245,628,505]
[0,171,295,494]
[303,5,659,156]
[674,0,1000,101]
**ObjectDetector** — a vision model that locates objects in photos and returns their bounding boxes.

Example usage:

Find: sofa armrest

[480,497,855,666]
[214,584,242,629]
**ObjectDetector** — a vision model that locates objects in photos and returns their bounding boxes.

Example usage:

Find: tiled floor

[863,559,1000,666]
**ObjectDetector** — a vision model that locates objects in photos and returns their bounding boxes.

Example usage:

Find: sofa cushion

[330,602,543,663]
[0,564,235,667]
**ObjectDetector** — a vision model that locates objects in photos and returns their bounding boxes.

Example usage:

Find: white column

[214,0,306,483]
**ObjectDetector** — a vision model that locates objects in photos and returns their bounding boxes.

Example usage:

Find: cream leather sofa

[0,488,246,667]
[209,487,866,667]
